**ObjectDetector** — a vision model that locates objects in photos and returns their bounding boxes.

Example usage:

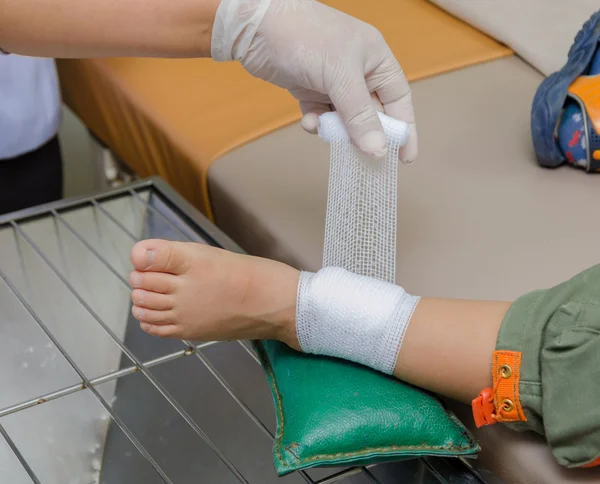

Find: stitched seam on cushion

[254,343,290,466]
[255,343,477,469]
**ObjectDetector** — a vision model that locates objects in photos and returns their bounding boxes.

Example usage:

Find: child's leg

[129,239,600,469]
[129,239,505,404]
[396,297,508,404]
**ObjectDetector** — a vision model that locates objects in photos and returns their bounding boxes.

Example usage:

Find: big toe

[130,239,190,274]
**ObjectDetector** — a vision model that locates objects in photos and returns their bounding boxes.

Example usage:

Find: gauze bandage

[296,112,420,374]
[319,111,409,281]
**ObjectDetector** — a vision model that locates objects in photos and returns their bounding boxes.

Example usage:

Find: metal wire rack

[0,178,489,484]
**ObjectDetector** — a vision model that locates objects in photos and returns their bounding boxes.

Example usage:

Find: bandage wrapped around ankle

[296,111,418,374]
[297,268,420,374]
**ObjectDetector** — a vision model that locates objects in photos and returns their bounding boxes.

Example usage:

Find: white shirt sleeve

[0,55,62,159]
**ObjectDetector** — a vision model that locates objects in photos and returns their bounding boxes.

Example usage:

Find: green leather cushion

[254,340,479,476]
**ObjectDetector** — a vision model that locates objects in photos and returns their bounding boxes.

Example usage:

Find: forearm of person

[0,0,220,57]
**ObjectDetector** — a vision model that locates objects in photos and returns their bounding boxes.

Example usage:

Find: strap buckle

[472,387,497,428]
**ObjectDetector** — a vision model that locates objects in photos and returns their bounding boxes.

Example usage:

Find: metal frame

[0,177,242,254]
[0,177,489,484]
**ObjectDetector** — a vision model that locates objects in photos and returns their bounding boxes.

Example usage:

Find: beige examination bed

[210,56,600,484]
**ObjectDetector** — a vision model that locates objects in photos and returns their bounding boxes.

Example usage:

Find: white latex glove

[211,0,417,162]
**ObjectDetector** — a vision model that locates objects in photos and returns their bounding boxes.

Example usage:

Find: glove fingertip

[301,113,320,134]
[357,130,387,159]
[399,127,418,164]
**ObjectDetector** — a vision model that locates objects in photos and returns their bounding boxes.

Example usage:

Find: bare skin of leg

[130,239,508,404]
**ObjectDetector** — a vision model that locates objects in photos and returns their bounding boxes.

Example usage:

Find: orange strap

[475,352,600,468]
[472,350,527,427]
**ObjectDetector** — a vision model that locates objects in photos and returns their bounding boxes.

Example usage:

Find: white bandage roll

[296,111,416,374]
[296,267,420,375]
[317,112,409,284]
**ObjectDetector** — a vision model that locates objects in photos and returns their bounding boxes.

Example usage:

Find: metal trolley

[0,178,496,484]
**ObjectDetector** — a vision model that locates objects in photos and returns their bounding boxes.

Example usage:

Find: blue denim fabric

[531,10,600,169]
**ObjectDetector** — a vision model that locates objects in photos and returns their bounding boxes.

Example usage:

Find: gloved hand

[211,0,417,162]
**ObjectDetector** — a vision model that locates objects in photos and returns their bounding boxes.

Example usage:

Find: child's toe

[129,271,178,294]
[130,239,190,274]
[131,289,174,311]
[139,322,178,338]
[131,306,174,324]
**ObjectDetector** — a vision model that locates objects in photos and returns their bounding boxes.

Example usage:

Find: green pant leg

[495,264,600,468]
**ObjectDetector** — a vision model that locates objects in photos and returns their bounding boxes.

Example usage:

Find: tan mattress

[56,0,511,219]
[208,55,600,484]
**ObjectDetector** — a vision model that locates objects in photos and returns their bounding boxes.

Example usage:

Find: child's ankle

[243,257,300,347]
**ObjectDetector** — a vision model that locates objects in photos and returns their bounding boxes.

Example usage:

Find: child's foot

[129,239,300,347]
